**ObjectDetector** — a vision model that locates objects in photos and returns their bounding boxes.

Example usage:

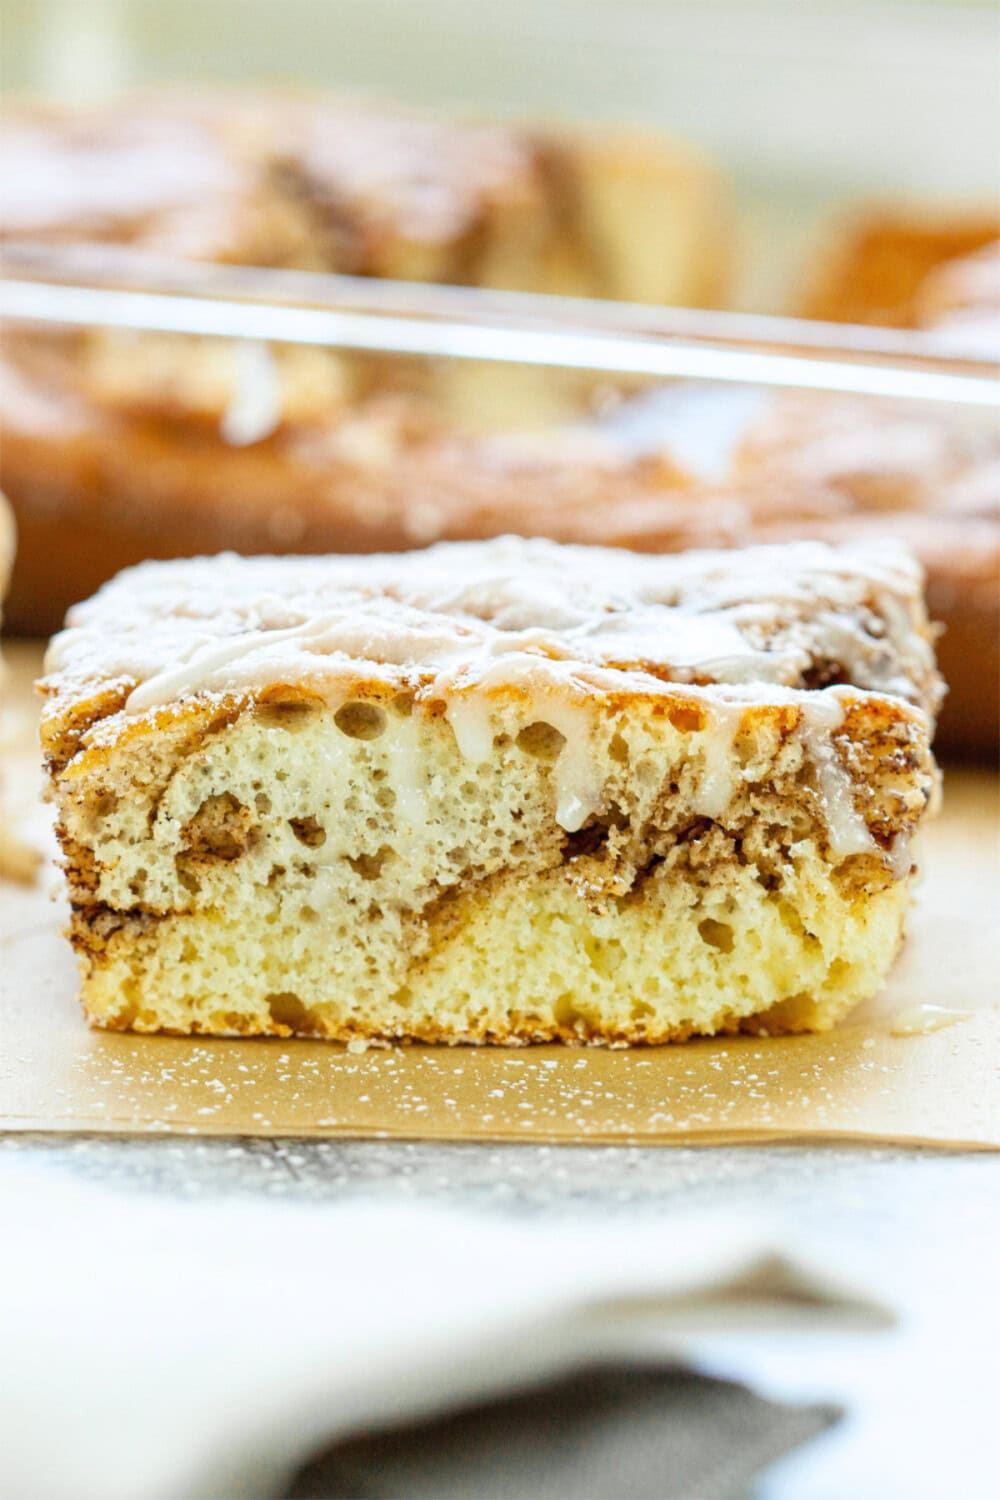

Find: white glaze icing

[45,537,936,851]
[49,536,936,708]
[382,714,426,835]
[446,669,600,832]
[693,703,743,820]
[798,693,879,863]
[220,341,281,448]
[0,112,248,236]
[445,696,495,766]
[599,383,769,482]
[537,698,601,834]
[890,1004,972,1037]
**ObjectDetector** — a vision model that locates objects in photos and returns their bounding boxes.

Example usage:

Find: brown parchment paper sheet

[2,642,998,1146]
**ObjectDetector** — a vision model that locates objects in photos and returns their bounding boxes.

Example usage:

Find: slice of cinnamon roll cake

[39,537,942,1043]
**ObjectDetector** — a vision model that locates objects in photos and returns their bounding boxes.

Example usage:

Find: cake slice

[1,494,40,882]
[40,538,941,1044]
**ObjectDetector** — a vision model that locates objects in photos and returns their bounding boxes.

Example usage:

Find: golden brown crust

[43,677,913,783]
[39,537,940,748]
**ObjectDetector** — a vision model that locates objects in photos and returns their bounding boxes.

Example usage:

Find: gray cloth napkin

[0,1162,878,1500]
[289,1364,839,1500]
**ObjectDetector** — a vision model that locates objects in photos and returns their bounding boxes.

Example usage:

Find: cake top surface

[280,101,535,244]
[0,103,254,245]
[0,93,534,256]
[43,537,937,721]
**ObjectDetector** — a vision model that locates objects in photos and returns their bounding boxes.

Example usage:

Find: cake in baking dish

[0,89,729,629]
[914,240,1000,352]
[724,390,1000,759]
[4,338,996,761]
[797,209,1000,329]
[40,537,941,1044]
[0,93,728,302]
[0,91,727,438]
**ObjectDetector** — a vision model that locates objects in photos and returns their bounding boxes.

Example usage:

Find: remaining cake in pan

[4,339,994,759]
[914,240,1000,352]
[41,537,940,1044]
[797,209,1000,329]
[0,91,727,435]
[0,89,729,630]
[2,101,992,768]
[0,93,729,300]
[724,392,1000,759]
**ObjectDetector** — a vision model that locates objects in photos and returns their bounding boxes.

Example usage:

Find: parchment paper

[2,643,997,1146]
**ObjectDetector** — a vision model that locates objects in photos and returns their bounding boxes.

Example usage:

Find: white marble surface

[2,1135,994,1498]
